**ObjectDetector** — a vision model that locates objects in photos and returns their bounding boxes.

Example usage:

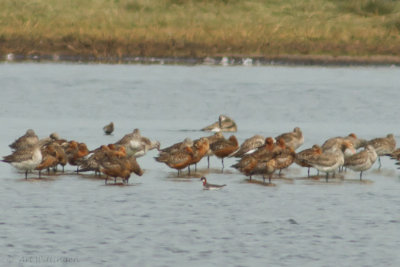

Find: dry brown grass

[0,0,399,60]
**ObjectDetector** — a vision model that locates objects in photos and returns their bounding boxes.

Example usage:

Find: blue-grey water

[0,63,400,266]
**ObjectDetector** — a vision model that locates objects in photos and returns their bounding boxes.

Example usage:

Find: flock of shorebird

[1,116,399,187]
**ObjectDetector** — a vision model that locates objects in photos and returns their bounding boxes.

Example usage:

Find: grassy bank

[1,0,400,62]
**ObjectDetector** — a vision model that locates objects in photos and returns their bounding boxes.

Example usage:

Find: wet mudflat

[0,63,399,266]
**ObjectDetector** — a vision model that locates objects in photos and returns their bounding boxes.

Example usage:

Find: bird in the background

[201,115,237,132]
[103,122,114,135]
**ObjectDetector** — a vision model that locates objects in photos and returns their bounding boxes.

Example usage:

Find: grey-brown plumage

[2,138,51,179]
[344,145,377,180]
[114,128,160,157]
[275,127,304,150]
[306,141,354,181]
[231,135,265,158]
[103,122,114,135]
[201,115,237,132]
[160,138,193,154]
[367,133,396,169]
[9,129,39,151]
[344,133,367,149]
[294,144,322,177]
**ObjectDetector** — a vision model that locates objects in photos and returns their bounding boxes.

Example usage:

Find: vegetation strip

[1,0,400,64]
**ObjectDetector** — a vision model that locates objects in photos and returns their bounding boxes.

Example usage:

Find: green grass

[0,0,400,59]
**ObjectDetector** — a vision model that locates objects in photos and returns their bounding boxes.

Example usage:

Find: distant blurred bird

[201,115,237,132]
[103,122,114,135]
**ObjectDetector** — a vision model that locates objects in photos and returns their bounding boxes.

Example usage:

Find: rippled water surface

[1,63,400,266]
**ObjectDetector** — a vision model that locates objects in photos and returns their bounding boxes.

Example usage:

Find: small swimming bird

[209,135,239,171]
[275,127,304,150]
[344,145,377,180]
[200,177,226,190]
[103,122,114,135]
[230,134,265,158]
[9,129,39,151]
[367,133,396,169]
[294,144,323,177]
[201,115,237,132]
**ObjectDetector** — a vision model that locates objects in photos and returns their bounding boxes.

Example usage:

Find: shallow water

[0,63,400,266]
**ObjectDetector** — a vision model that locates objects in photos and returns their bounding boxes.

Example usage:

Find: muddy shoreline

[2,53,400,66]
